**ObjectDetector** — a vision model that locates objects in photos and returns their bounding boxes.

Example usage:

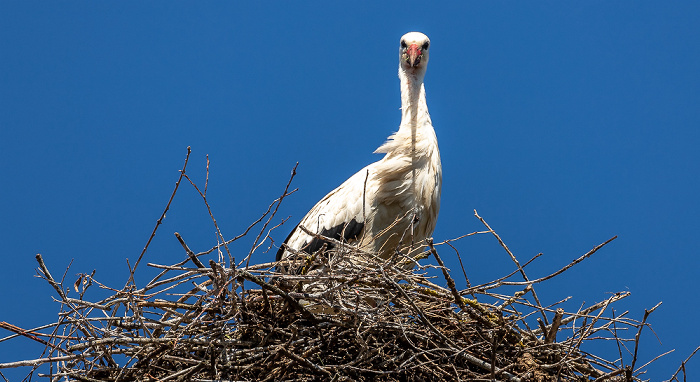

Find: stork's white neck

[398,67,431,130]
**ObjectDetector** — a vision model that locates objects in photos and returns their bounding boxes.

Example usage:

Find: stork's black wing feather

[276,219,364,262]
[276,223,300,261]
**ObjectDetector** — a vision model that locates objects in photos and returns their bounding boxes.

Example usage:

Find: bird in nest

[276,32,441,272]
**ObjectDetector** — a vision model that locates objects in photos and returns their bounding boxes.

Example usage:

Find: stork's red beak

[407,43,422,67]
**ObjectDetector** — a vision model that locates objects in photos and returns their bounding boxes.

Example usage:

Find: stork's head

[399,32,430,71]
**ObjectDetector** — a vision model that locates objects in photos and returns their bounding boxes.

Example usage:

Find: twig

[0,322,61,351]
[127,146,191,286]
[474,209,548,324]
[35,254,68,302]
[277,346,331,377]
[182,169,233,265]
[244,162,299,268]
[468,236,618,293]
[666,345,700,382]
[545,308,564,344]
[631,302,662,372]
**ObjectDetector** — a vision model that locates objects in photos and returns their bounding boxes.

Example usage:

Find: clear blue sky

[2,2,699,380]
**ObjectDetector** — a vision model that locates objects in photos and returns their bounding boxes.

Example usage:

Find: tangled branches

[0,149,694,381]
[0,235,662,381]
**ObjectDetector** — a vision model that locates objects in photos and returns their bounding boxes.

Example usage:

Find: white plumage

[276,32,441,268]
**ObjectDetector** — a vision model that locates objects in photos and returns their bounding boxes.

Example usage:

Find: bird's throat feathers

[398,67,430,131]
[397,67,430,148]
[375,66,432,156]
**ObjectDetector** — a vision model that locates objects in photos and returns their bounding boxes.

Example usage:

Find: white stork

[276,32,441,269]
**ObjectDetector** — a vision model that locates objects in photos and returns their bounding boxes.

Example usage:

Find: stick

[127,146,191,287]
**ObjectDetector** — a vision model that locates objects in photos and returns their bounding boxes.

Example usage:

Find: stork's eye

[401,40,407,48]
[422,42,430,50]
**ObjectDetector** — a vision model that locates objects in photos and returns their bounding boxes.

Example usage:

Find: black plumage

[276,218,364,261]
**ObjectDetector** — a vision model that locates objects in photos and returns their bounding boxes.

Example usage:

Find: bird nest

[2,235,660,382]
[1,150,693,381]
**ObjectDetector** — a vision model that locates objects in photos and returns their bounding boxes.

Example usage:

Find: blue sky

[1,2,699,380]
